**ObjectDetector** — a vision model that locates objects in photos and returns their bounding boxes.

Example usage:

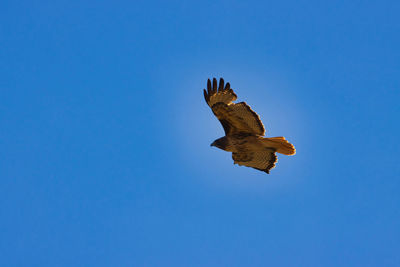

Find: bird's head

[210,137,228,150]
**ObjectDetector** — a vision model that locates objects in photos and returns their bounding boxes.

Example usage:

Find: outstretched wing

[204,78,265,136]
[232,149,277,174]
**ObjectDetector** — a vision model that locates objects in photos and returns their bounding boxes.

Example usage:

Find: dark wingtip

[203,89,209,103]
[225,82,230,91]
[255,167,271,174]
[207,79,212,96]
[229,89,237,99]
[218,78,224,92]
[212,78,218,93]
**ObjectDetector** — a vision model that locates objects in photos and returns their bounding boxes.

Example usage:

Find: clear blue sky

[1,0,399,266]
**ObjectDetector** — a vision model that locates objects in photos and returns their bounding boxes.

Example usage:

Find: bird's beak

[210,142,215,147]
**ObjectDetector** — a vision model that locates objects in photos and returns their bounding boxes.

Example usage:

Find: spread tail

[262,137,296,155]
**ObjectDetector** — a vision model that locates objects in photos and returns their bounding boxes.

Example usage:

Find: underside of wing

[204,78,265,136]
[204,78,237,107]
[232,149,277,174]
[228,102,265,135]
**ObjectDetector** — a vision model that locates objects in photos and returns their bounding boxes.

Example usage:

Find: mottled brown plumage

[204,78,295,174]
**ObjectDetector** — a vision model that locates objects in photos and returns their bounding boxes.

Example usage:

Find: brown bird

[204,78,295,174]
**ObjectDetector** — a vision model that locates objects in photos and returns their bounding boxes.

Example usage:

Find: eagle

[204,78,295,174]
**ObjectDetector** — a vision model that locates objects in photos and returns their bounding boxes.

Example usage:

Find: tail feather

[262,137,296,155]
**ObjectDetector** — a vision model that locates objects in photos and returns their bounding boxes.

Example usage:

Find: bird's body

[212,134,268,153]
[204,78,295,174]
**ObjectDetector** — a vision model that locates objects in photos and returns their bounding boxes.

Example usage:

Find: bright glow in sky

[1,0,400,266]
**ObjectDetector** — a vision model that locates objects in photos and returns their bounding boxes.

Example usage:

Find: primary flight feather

[204,78,295,174]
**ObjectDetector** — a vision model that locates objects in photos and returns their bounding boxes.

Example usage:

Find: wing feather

[229,102,265,135]
[204,78,265,136]
[204,78,237,107]
[232,149,277,174]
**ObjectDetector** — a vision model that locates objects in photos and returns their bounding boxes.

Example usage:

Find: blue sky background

[1,0,399,266]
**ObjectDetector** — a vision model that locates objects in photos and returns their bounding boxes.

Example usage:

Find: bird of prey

[204,78,295,174]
